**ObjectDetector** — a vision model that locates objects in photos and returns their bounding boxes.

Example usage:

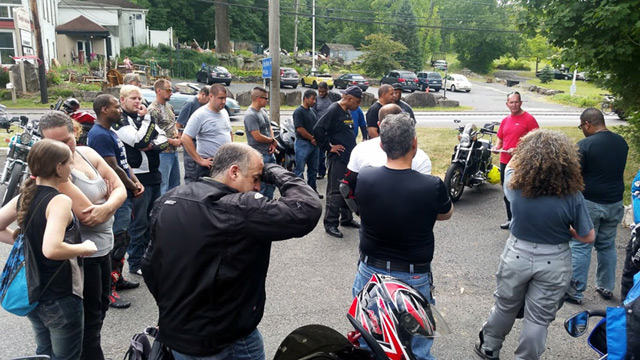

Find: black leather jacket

[142,165,322,356]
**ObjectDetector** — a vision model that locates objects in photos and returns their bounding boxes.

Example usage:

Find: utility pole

[311,0,316,71]
[268,0,280,124]
[28,0,48,103]
[293,0,299,58]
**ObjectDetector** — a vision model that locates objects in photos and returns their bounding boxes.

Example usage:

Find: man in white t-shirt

[347,103,431,175]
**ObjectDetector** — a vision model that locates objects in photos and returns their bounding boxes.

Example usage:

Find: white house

[56,0,146,65]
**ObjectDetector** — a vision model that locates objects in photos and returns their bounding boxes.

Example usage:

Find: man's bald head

[378,103,403,124]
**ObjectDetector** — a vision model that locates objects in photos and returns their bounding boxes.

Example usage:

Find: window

[0,32,15,64]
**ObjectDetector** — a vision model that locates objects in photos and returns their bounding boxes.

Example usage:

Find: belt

[359,254,431,273]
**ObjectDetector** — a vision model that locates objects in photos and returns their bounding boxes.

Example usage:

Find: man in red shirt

[494,91,539,230]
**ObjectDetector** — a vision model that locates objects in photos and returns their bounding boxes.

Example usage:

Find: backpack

[124,327,174,360]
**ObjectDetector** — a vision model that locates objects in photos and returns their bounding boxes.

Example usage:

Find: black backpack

[124,327,174,360]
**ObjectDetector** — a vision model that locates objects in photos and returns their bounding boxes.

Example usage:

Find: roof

[56,15,110,36]
[59,0,145,10]
[321,43,357,51]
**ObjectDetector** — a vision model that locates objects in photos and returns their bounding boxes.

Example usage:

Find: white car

[444,74,472,93]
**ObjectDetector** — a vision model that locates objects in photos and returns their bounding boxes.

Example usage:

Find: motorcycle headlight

[20,132,32,144]
[459,133,471,147]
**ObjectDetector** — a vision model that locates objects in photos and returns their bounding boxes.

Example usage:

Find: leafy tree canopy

[358,34,407,78]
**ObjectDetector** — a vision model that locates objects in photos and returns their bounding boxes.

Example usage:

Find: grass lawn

[235,124,637,205]
[525,78,604,108]
[3,97,93,109]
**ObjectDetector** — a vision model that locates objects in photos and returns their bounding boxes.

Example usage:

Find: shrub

[0,67,9,88]
[494,57,531,71]
[46,70,63,86]
[538,66,554,84]
[50,88,75,98]
[0,89,11,100]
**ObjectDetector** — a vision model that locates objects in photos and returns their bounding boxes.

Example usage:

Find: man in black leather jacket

[142,143,322,359]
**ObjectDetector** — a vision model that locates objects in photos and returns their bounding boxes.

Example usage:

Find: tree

[522,35,559,73]
[392,0,424,71]
[358,34,407,77]
[515,0,640,150]
[538,65,554,84]
[215,1,231,53]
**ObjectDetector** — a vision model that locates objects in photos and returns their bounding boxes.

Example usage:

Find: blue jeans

[183,150,198,184]
[27,295,84,360]
[570,199,624,299]
[127,183,161,272]
[159,152,181,194]
[352,262,436,360]
[171,328,265,360]
[294,139,319,191]
[112,198,133,235]
[260,154,276,200]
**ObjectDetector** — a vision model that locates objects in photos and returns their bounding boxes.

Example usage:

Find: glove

[261,163,281,184]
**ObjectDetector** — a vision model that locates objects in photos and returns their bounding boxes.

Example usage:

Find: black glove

[261,163,281,184]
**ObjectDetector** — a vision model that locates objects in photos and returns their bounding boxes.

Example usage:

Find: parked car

[265,67,299,88]
[333,73,369,91]
[301,71,334,89]
[535,68,572,80]
[196,65,232,86]
[433,60,448,71]
[141,82,241,118]
[416,71,442,92]
[380,70,419,92]
[444,74,472,92]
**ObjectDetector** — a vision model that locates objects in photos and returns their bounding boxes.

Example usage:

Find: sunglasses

[162,88,173,93]
[260,96,269,100]
[578,121,590,130]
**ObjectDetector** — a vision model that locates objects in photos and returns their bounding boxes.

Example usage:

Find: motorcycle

[564,273,640,359]
[51,97,96,145]
[274,274,450,360]
[444,119,500,202]
[0,104,14,133]
[1,116,40,206]
[273,119,296,172]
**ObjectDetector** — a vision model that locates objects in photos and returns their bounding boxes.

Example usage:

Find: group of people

[0,80,633,360]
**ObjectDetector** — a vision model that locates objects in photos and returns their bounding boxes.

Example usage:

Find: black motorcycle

[273,119,296,171]
[1,116,40,206]
[444,119,499,202]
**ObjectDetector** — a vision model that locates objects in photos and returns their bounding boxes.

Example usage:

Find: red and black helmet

[62,98,81,114]
[347,274,436,360]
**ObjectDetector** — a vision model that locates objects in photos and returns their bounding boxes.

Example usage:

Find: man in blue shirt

[351,106,368,141]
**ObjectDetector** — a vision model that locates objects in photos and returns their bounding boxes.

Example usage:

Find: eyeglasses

[260,96,269,100]
[162,88,173,93]
[578,121,590,130]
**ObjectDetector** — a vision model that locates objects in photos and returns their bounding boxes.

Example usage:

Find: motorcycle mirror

[454,119,461,124]
[20,116,28,127]
[564,311,589,337]
[234,130,245,136]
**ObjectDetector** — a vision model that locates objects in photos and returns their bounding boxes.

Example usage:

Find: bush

[550,93,599,108]
[46,70,63,86]
[494,57,531,71]
[0,67,9,88]
[50,88,75,98]
[0,89,11,100]
[538,66,554,84]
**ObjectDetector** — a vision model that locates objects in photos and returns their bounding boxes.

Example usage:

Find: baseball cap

[341,85,362,99]
[391,83,403,90]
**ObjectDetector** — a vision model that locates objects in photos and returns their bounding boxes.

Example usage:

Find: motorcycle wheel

[2,162,24,206]
[444,163,465,202]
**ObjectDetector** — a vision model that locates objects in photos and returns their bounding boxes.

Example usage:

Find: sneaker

[129,268,143,276]
[116,277,140,291]
[596,287,613,300]
[499,221,511,230]
[564,292,583,305]
[109,289,131,309]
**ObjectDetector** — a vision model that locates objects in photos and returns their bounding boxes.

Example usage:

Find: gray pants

[481,235,572,360]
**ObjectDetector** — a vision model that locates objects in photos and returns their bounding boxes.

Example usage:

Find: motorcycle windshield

[463,123,477,136]
[273,324,357,360]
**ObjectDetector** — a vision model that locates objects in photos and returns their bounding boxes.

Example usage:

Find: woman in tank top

[40,111,127,360]
[0,139,98,359]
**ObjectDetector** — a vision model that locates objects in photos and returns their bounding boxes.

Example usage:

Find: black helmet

[62,98,80,114]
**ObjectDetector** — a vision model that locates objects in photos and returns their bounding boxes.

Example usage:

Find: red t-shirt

[496,111,539,164]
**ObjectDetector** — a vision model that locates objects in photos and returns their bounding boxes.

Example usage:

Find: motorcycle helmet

[487,165,501,185]
[347,274,436,360]
[62,98,81,114]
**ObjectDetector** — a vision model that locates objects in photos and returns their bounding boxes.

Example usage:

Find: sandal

[596,287,613,300]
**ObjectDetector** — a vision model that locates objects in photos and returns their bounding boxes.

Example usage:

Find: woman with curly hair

[475,129,595,360]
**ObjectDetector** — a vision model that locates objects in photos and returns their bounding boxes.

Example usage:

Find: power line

[200,0,519,33]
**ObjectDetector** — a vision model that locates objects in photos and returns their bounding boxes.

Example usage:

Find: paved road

[0,149,630,359]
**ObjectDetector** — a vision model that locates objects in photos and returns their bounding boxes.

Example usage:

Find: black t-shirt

[366,102,383,134]
[355,167,452,264]
[293,105,317,141]
[313,102,357,164]
[578,130,628,203]
[397,100,415,121]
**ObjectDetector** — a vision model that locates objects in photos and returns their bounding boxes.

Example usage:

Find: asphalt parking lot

[0,166,630,359]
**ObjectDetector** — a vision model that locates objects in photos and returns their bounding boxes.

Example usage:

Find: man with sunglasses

[494,91,539,230]
[243,87,277,199]
[565,108,628,304]
[149,79,182,194]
